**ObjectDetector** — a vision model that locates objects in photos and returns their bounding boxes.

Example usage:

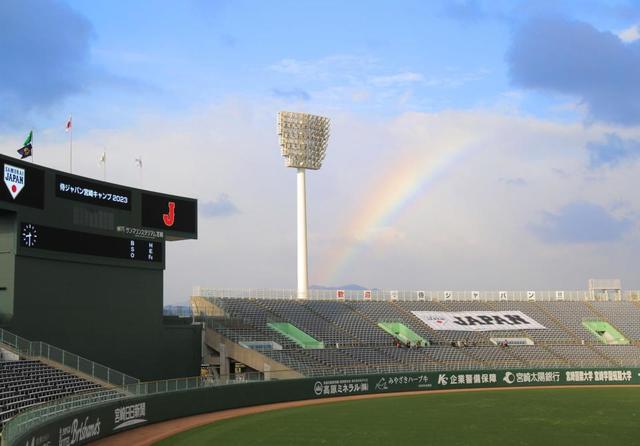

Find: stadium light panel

[277,111,330,170]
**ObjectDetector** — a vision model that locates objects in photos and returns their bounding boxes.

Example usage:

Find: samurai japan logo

[4,164,25,199]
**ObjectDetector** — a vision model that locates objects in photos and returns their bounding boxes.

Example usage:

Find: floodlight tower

[277,111,330,299]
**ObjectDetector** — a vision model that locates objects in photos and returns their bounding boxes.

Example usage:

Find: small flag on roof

[17,130,33,159]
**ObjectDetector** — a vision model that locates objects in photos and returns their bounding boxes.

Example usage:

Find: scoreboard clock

[19,222,163,263]
[21,223,38,247]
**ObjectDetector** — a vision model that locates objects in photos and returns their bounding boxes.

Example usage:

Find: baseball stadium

[2,144,640,446]
[4,0,640,444]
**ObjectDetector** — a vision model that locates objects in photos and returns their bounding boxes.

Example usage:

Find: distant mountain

[310,284,369,291]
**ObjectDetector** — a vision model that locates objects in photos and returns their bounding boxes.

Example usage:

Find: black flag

[17,130,33,159]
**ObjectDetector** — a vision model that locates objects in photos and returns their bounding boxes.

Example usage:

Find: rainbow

[318,133,480,285]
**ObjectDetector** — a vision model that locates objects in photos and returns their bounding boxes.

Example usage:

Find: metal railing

[0,328,139,387]
[124,370,282,394]
[1,370,279,444]
[193,288,640,302]
[2,392,125,442]
[2,389,127,443]
[278,359,640,375]
[5,357,640,445]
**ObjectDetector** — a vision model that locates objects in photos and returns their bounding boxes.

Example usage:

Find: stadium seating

[540,302,601,341]
[257,300,358,346]
[591,345,640,365]
[206,297,640,377]
[589,301,640,339]
[0,359,112,428]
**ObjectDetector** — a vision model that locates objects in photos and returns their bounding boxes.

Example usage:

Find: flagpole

[97,149,107,181]
[69,116,73,173]
[135,156,143,188]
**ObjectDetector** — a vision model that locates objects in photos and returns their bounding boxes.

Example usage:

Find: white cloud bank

[3,102,640,302]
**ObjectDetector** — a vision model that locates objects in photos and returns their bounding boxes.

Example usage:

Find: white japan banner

[411,311,546,332]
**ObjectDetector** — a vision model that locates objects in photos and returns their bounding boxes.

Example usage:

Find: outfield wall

[6,366,640,446]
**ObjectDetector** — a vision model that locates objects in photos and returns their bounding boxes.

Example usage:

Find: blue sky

[2,0,637,128]
[2,0,640,302]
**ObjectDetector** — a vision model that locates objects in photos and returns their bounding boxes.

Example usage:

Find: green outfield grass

[156,387,640,446]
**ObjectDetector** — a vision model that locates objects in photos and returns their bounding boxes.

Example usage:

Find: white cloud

[350,89,370,102]
[354,226,406,244]
[268,55,377,81]
[5,102,640,302]
[311,110,640,290]
[268,55,488,112]
[422,68,490,87]
[369,72,424,87]
[618,24,640,43]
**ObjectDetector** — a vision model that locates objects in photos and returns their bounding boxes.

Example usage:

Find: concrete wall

[8,366,640,446]
[0,212,16,322]
[205,328,303,380]
[8,255,200,381]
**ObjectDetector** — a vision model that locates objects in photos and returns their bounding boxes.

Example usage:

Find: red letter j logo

[163,201,176,227]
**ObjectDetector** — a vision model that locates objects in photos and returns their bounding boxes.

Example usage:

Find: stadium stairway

[205,299,300,349]
[252,299,364,347]
[533,302,583,343]
[385,301,451,346]
[506,345,571,368]
[305,300,392,345]
[203,324,304,380]
[345,302,439,343]
[584,301,632,341]
[191,296,225,317]
[538,302,620,366]
[521,303,624,366]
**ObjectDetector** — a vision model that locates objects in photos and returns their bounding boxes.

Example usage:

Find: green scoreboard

[0,154,200,380]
